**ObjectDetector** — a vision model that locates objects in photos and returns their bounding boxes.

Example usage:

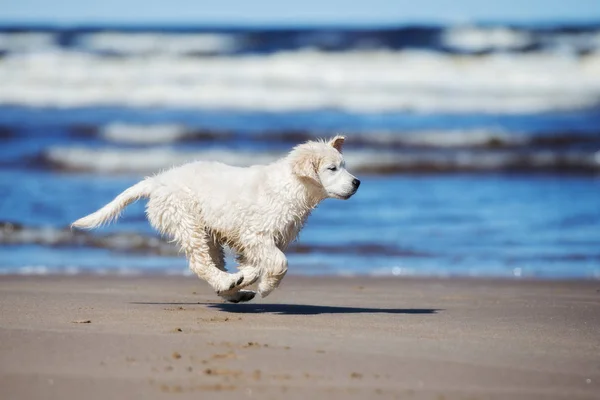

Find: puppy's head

[289,135,360,200]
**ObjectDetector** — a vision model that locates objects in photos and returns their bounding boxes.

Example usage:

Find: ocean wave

[40,145,600,174]
[0,221,417,258]
[42,147,279,173]
[99,123,523,147]
[0,32,56,52]
[76,32,239,55]
[0,265,171,276]
[441,26,600,55]
[100,123,237,144]
[1,49,599,113]
[101,123,192,144]
[542,29,600,55]
[442,26,534,52]
[353,129,526,148]
[0,221,176,255]
[2,25,600,56]
[91,123,600,150]
[93,123,526,148]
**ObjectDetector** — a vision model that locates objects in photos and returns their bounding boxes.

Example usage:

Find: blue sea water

[0,24,599,279]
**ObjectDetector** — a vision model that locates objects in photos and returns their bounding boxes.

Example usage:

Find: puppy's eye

[327,166,337,171]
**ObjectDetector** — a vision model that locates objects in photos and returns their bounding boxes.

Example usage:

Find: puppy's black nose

[352,178,361,189]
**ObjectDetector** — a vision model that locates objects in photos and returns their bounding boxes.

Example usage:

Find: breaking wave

[3,24,600,55]
[42,147,279,173]
[99,124,530,147]
[441,26,535,52]
[0,221,419,258]
[0,31,56,52]
[1,49,599,113]
[101,123,194,144]
[441,26,600,54]
[93,123,600,149]
[75,32,239,56]
[41,145,600,174]
[0,221,177,255]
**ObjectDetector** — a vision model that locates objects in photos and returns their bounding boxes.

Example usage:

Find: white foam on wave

[101,123,190,144]
[17,265,50,275]
[1,49,600,113]
[44,146,281,173]
[0,32,56,52]
[0,265,185,276]
[543,30,600,55]
[366,265,521,279]
[43,145,600,174]
[41,146,401,174]
[76,32,238,55]
[361,129,523,148]
[2,265,597,278]
[442,26,533,52]
[443,26,600,55]
[98,123,522,148]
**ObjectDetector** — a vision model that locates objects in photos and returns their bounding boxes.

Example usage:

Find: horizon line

[1,18,600,30]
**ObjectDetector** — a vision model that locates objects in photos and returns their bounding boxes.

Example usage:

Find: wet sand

[0,275,599,399]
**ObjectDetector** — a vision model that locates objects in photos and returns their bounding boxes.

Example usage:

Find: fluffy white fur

[72,136,360,302]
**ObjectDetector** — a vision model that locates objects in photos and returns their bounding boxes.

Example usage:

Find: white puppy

[72,135,360,302]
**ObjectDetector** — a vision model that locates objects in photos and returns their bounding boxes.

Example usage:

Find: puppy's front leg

[257,246,288,298]
[217,262,260,302]
[220,290,257,303]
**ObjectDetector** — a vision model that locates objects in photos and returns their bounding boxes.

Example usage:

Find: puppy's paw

[221,290,256,303]
[215,269,260,296]
[258,268,288,298]
[214,272,246,295]
[258,280,277,298]
[240,268,260,286]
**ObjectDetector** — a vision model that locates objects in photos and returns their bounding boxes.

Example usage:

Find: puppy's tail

[71,179,154,230]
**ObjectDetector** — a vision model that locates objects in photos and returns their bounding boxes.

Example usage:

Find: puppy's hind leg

[181,230,248,295]
[207,235,226,273]
[207,236,257,303]
[145,193,249,295]
[247,243,288,298]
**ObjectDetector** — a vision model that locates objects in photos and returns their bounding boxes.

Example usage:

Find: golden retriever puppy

[72,136,360,302]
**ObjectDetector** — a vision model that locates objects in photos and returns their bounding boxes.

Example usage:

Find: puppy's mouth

[332,190,357,200]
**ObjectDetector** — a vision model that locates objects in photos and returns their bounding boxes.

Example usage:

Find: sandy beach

[0,275,598,399]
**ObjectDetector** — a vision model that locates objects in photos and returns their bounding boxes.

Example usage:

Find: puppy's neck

[266,158,325,215]
[287,164,326,209]
[253,158,324,249]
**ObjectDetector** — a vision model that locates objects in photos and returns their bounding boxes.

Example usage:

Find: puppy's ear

[328,135,345,153]
[291,151,320,183]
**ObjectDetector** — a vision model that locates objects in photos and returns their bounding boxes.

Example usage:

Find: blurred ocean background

[0,22,599,279]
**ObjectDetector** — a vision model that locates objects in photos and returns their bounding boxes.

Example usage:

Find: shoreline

[0,266,600,284]
[1,275,599,399]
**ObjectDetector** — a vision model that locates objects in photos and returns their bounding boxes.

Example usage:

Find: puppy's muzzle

[341,178,361,200]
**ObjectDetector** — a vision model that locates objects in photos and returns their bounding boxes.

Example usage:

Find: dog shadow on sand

[130,301,444,315]
[132,301,441,315]
[206,303,441,315]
